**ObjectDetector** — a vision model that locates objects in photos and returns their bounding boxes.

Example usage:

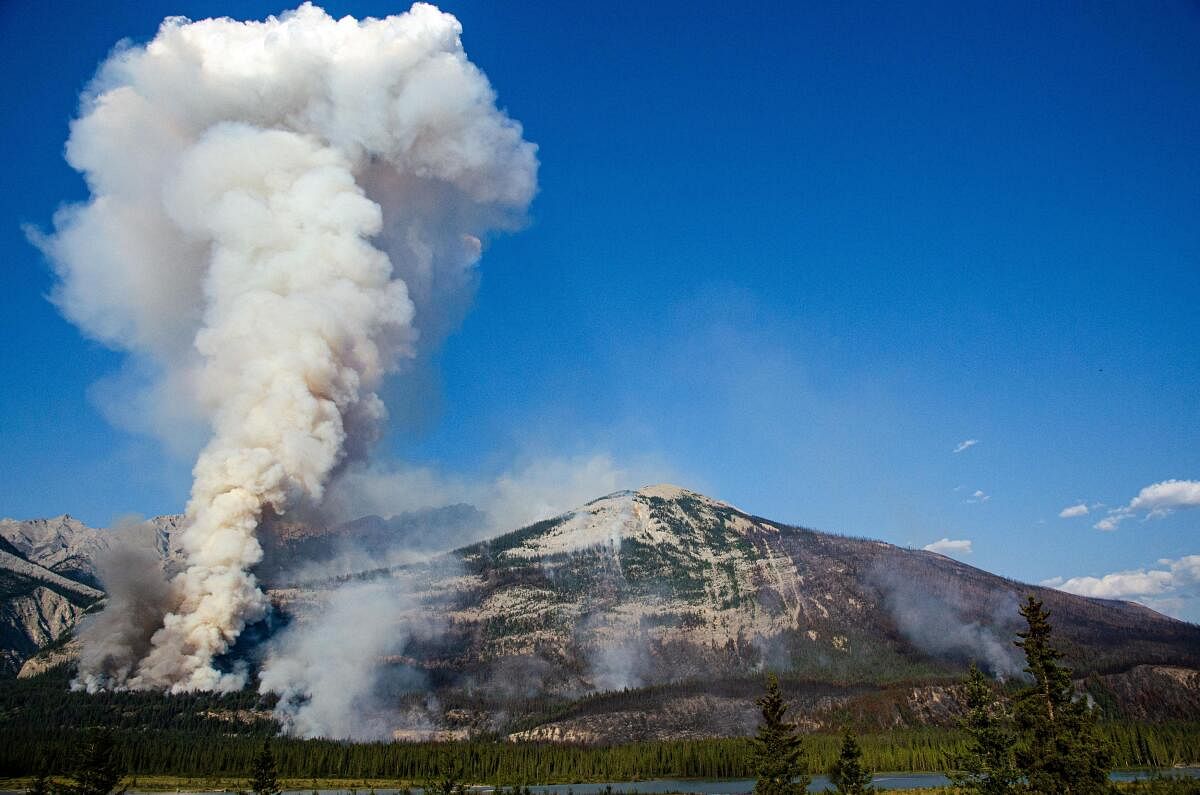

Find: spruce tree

[950,663,1019,795]
[61,728,125,795]
[423,763,467,795]
[750,673,810,795]
[828,728,874,794]
[1013,595,1112,794]
[250,739,281,795]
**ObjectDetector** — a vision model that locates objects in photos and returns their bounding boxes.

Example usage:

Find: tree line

[745,596,1199,794]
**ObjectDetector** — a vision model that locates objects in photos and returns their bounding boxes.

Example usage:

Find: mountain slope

[6,485,1199,739]
[0,540,102,675]
[389,484,1198,696]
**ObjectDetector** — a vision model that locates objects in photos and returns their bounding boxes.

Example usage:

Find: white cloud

[924,538,973,556]
[1129,480,1200,514]
[1045,555,1200,620]
[967,489,990,504]
[1094,479,1200,531]
[1059,503,1089,518]
[953,439,979,454]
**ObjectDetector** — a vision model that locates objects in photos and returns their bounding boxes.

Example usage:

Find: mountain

[0,515,111,589]
[0,527,102,675]
[405,485,1198,683]
[0,504,487,674]
[5,485,1199,740]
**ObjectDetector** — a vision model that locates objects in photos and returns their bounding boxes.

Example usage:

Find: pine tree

[828,728,874,794]
[423,763,467,795]
[750,673,810,795]
[1013,595,1113,794]
[61,728,125,795]
[250,739,281,795]
[949,663,1019,795]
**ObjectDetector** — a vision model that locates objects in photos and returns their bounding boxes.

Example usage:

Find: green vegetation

[59,728,126,795]
[750,673,809,795]
[0,727,1196,787]
[949,664,1019,794]
[828,729,875,794]
[251,740,282,795]
[1013,595,1113,793]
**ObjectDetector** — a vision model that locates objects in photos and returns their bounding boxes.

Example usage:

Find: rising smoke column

[39,3,537,692]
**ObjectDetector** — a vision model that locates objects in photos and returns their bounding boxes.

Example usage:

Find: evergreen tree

[1013,595,1113,794]
[949,663,1019,795]
[827,729,874,794]
[750,673,810,795]
[60,728,125,795]
[423,763,467,795]
[250,739,281,795]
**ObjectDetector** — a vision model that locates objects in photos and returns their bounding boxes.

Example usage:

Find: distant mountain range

[3,485,1199,740]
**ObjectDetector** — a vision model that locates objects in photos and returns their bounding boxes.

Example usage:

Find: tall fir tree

[1013,595,1113,794]
[750,673,811,795]
[250,739,281,795]
[949,663,1019,795]
[61,728,125,795]
[828,728,875,794]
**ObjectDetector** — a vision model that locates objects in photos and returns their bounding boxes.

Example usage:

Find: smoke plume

[873,565,1023,679]
[40,3,536,691]
[73,518,174,692]
[258,577,438,740]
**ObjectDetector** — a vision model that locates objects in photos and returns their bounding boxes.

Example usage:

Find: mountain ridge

[4,484,1199,740]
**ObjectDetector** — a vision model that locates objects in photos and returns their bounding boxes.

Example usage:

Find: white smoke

[39,3,536,691]
[258,578,438,740]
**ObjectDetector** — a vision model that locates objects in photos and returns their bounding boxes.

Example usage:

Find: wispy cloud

[1094,479,1200,531]
[1042,555,1200,620]
[923,538,973,556]
[1059,503,1089,518]
[967,489,990,504]
[953,439,979,454]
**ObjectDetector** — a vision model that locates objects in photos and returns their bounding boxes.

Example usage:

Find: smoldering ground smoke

[39,2,536,693]
[73,518,173,693]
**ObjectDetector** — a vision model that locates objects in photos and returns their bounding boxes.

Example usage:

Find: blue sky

[1,1,1198,618]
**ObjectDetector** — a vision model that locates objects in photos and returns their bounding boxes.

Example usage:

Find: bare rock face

[0,586,91,676]
[18,636,82,679]
[1087,664,1200,722]
[0,515,110,588]
[0,519,109,675]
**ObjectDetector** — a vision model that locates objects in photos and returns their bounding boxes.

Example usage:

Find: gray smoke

[73,518,173,692]
[874,565,1023,679]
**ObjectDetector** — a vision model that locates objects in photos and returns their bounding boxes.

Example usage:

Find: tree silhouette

[60,728,125,795]
[750,673,810,795]
[250,739,281,795]
[1013,595,1112,794]
[828,728,874,794]
[950,662,1019,794]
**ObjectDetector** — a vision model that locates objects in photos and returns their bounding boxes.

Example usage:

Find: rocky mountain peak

[491,483,772,562]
